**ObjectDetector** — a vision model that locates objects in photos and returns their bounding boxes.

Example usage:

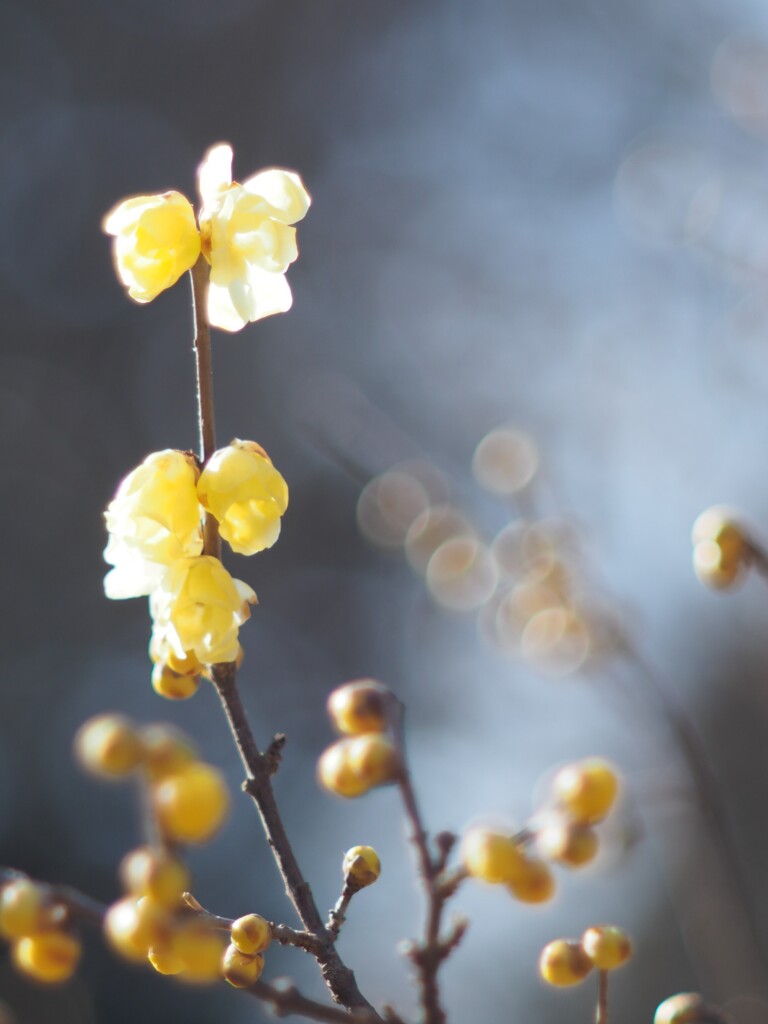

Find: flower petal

[198,143,233,210]
[242,169,311,224]
[207,269,293,332]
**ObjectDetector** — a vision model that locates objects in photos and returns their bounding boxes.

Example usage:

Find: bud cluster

[75,716,230,845]
[538,924,633,987]
[317,680,402,798]
[103,441,288,689]
[460,758,620,905]
[0,877,81,984]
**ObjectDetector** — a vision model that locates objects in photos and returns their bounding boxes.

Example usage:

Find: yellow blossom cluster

[103,143,311,332]
[103,441,288,687]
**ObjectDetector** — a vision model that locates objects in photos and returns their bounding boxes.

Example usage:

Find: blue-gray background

[3,0,768,1021]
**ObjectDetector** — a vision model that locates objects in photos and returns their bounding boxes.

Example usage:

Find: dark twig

[391,702,467,1024]
[190,272,380,1020]
[326,881,356,939]
[248,979,382,1022]
[181,893,323,955]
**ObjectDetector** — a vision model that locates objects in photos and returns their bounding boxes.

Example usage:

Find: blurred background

[3,0,768,1020]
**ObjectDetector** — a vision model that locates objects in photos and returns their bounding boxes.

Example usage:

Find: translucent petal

[242,169,311,224]
[198,143,233,209]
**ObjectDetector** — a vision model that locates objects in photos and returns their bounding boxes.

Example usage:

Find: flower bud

[551,758,619,825]
[539,939,593,986]
[327,680,392,735]
[12,930,81,984]
[537,821,598,868]
[197,441,289,556]
[460,829,525,885]
[231,914,271,955]
[153,763,230,844]
[119,847,190,909]
[346,734,401,788]
[653,993,710,1024]
[151,663,202,701]
[140,724,196,780]
[343,846,381,889]
[104,897,170,962]
[172,920,227,983]
[102,191,201,303]
[317,740,372,798]
[581,925,632,970]
[0,879,47,939]
[507,857,556,904]
[75,714,144,779]
[692,507,750,590]
[222,945,265,988]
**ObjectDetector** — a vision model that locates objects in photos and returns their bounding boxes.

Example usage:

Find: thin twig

[327,881,356,939]
[248,979,381,1022]
[189,270,381,1020]
[596,970,608,1024]
[391,702,466,1024]
[181,893,323,954]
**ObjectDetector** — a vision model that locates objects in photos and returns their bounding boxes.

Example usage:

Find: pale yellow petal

[242,169,311,224]
[198,143,233,211]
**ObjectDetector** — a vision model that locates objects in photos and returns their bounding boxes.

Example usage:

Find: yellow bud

[507,858,556,904]
[172,921,227,983]
[343,846,381,888]
[539,939,593,986]
[147,943,185,975]
[102,191,201,304]
[537,821,599,868]
[231,914,271,955]
[551,759,619,824]
[317,741,372,798]
[346,734,401,788]
[119,847,190,909]
[581,925,632,970]
[104,897,170,962]
[12,931,81,984]
[222,944,265,988]
[197,441,289,556]
[151,662,202,701]
[153,763,230,844]
[460,829,526,884]
[654,994,709,1024]
[75,714,144,779]
[140,724,196,781]
[327,680,392,735]
[693,540,742,590]
[0,879,47,939]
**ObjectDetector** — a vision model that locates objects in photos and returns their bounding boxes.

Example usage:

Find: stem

[190,255,220,556]
[189,270,380,1019]
[392,703,465,1024]
[596,970,608,1024]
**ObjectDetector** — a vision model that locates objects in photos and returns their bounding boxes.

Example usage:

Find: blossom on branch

[102,192,201,303]
[150,556,256,665]
[197,440,289,556]
[197,143,311,331]
[104,451,203,599]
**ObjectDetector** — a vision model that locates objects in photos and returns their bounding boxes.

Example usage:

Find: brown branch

[249,979,382,1022]
[181,893,323,955]
[391,703,466,1024]
[189,274,380,1020]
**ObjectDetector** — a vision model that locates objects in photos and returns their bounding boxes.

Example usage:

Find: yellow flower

[102,192,201,303]
[197,440,288,556]
[104,451,203,599]
[197,143,311,331]
[150,556,256,665]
